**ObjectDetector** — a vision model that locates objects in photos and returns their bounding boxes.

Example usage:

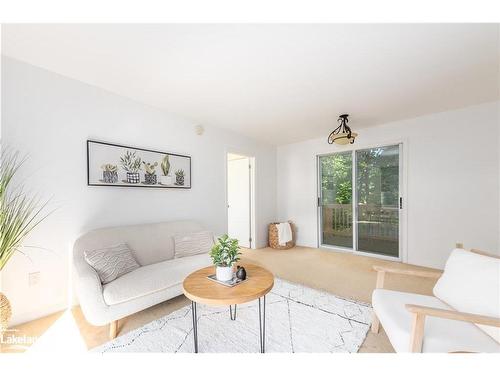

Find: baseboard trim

[8,303,68,328]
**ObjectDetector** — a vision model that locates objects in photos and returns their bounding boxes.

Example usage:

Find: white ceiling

[2,24,499,145]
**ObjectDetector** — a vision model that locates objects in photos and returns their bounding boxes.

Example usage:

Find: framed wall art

[87,140,191,189]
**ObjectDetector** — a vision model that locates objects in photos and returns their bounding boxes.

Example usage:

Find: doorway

[318,144,403,259]
[227,153,255,248]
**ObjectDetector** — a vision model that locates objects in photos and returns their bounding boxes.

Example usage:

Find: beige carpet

[1,246,438,353]
[239,247,438,353]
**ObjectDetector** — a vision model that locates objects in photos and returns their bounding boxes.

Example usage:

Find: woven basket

[268,221,295,250]
[0,292,12,333]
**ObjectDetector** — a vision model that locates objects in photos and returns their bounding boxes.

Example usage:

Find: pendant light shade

[328,114,358,145]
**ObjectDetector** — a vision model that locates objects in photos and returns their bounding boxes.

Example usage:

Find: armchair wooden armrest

[372,265,442,289]
[406,304,500,327]
[373,265,443,280]
[405,304,500,352]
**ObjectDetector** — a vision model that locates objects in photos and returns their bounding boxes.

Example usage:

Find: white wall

[277,102,500,269]
[1,56,498,326]
[0,57,276,326]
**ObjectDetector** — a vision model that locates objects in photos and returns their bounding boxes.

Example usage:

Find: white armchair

[371,245,500,353]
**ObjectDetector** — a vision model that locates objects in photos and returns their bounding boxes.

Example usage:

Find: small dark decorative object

[236,266,247,280]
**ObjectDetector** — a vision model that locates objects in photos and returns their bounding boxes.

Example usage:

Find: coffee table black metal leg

[229,304,237,320]
[258,295,266,353]
[191,301,198,353]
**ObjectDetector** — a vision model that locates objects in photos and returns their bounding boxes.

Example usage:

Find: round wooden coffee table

[183,263,274,353]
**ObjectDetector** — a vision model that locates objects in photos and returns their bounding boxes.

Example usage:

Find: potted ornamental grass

[160,154,173,185]
[0,149,50,332]
[120,150,142,184]
[210,234,241,281]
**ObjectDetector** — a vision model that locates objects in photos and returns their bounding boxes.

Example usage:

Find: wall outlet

[28,271,40,286]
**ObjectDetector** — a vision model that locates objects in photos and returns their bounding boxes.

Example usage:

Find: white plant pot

[216,266,234,281]
[160,175,173,185]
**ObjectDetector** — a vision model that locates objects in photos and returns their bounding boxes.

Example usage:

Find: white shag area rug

[93,278,372,353]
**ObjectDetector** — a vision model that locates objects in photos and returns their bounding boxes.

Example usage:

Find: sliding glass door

[319,144,401,258]
[319,152,353,249]
[355,145,400,257]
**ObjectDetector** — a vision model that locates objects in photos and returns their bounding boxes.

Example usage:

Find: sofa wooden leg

[409,313,425,353]
[109,320,118,340]
[371,313,380,333]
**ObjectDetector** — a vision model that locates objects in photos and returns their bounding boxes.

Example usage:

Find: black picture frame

[87,139,192,189]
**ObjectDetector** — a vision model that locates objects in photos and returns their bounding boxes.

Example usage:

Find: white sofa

[73,220,213,338]
[371,246,500,353]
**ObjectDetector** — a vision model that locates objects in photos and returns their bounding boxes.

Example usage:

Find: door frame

[316,139,408,263]
[225,150,256,249]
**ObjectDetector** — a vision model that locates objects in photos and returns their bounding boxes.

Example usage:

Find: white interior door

[227,156,250,247]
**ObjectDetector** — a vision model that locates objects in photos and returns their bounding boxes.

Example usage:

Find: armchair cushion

[433,249,500,343]
[372,289,499,353]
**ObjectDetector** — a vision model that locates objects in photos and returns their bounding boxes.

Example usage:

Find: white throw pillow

[84,243,140,284]
[433,248,500,343]
[174,231,214,258]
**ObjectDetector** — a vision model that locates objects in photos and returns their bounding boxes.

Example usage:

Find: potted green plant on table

[209,234,241,281]
[175,169,185,186]
[101,164,118,183]
[142,161,158,185]
[120,150,142,184]
[160,154,173,185]
[0,150,50,333]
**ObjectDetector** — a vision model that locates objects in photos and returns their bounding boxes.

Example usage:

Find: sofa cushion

[433,249,500,343]
[103,253,212,305]
[174,230,214,259]
[84,243,140,284]
[372,289,499,353]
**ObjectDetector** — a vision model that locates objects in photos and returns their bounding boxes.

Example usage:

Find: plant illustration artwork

[142,161,158,185]
[175,169,185,186]
[120,150,142,184]
[161,154,170,176]
[87,141,191,189]
[101,163,118,183]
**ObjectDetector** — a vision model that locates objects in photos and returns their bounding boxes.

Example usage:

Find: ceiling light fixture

[328,114,357,145]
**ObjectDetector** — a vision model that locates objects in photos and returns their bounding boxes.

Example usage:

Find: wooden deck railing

[322,203,398,240]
